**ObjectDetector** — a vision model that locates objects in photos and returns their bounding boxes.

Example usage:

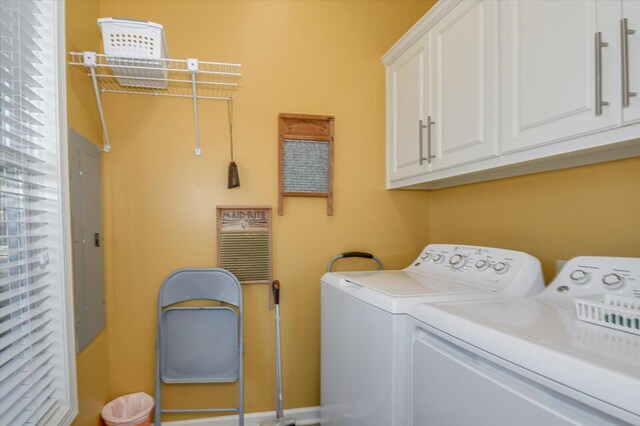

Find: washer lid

[410,299,640,418]
[322,270,495,314]
[335,270,492,297]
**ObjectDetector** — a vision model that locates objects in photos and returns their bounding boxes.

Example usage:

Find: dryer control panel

[542,256,640,304]
[408,244,544,297]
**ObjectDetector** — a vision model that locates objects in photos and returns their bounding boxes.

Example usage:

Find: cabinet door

[500,0,621,153]
[430,0,499,171]
[387,34,430,183]
[623,0,640,124]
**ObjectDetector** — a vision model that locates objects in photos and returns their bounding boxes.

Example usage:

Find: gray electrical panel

[69,129,106,352]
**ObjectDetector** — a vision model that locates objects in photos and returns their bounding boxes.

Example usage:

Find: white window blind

[1,1,77,425]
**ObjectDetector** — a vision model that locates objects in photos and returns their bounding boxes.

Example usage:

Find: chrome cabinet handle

[419,119,427,165]
[621,18,637,107]
[595,31,609,115]
[419,118,436,166]
[595,31,610,116]
[427,116,436,164]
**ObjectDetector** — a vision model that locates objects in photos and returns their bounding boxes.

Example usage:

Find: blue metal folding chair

[154,268,244,425]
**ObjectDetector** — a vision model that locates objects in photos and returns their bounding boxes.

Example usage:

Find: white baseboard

[163,406,321,426]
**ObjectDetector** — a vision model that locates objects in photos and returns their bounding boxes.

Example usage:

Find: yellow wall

[66,0,112,425]
[430,158,640,282]
[95,0,435,421]
[67,2,640,423]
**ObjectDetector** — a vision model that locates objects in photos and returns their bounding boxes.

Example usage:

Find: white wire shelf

[68,51,243,155]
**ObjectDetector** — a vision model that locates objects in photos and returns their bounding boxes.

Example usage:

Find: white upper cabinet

[500,0,621,153]
[430,0,498,170]
[383,0,640,189]
[623,0,640,125]
[387,34,431,182]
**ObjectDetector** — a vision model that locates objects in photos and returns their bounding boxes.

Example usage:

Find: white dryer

[321,244,545,426]
[408,256,640,425]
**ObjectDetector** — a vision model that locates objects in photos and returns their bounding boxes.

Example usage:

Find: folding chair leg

[155,340,162,426]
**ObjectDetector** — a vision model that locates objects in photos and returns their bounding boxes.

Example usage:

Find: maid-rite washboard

[217,206,272,284]
[278,113,335,216]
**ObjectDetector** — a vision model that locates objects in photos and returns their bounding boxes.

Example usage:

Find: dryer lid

[410,298,640,417]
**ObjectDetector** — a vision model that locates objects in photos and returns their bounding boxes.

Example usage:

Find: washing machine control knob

[602,273,624,289]
[432,254,444,263]
[475,259,490,271]
[493,262,509,274]
[569,269,590,284]
[449,254,466,269]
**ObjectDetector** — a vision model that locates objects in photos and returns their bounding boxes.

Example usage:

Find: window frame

[53,0,80,424]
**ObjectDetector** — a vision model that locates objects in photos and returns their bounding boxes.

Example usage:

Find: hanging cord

[228,98,234,162]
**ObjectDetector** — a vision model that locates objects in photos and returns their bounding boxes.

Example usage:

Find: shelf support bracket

[84,51,111,152]
[188,58,201,156]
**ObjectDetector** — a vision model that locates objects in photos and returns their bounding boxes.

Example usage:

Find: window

[1,1,77,425]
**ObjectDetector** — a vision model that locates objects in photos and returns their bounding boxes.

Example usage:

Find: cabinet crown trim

[381,0,461,65]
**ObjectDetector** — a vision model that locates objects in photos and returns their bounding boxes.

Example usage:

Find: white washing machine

[321,244,545,426]
[408,256,640,425]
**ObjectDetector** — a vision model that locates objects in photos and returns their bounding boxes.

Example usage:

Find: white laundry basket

[98,18,169,89]
[575,294,640,336]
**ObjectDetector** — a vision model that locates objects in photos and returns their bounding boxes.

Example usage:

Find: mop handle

[273,280,280,305]
[272,280,284,420]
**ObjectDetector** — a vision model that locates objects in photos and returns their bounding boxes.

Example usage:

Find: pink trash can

[101,392,154,426]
